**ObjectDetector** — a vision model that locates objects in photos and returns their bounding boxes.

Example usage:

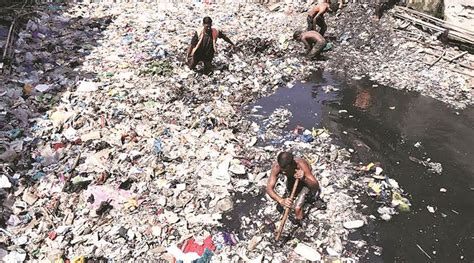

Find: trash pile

[211,128,374,262]
[252,107,294,143]
[320,2,473,109]
[0,1,417,262]
[358,163,411,221]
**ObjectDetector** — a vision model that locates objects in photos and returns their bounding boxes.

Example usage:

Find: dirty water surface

[229,70,473,262]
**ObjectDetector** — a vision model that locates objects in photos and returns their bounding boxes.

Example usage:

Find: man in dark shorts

[307,2,332,36]
[293,30,327,59]
[186,16,235,72]
[266,152,321,224]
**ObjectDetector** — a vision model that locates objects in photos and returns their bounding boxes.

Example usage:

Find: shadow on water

[245,70,474,262]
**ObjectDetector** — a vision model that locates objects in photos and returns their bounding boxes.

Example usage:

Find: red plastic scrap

[52,142,66,150]
[182,236,216,256]
[292,125,305,134]
[48,231,57,240]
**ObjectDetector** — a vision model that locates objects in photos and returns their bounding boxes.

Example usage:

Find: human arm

[312,10,323,23]
[301,37,311,54]
[187,31,199,58]
[295,159,319,190]
[266,163,293,208]
[312,6,328,23]
[219,31,235,46]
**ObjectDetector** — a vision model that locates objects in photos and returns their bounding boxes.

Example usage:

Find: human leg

[203,60,213,72]
[307,40,326,59]
[316,16,327,36]
[187,54,200,70]
[307,15,314,31]
[294,187,310,220]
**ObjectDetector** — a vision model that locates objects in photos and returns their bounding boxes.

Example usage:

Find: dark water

[1,20,10,56]
[0,18,10,38]
[220,191,268,239]
[0,26,8,39]
[245,70,474,262]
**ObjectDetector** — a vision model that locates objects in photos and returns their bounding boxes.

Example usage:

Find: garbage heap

[0,1,410,262]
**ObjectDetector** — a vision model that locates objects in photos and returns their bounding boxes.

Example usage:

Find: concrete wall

[444,0,474,29]
[406,0,473,28]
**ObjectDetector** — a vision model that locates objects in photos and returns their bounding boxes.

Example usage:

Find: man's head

[293,30,302,40]
[277,152,296,175]
[203,16,213,32]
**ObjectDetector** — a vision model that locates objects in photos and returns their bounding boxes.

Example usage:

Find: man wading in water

[293,30,327,59]
[186,16,235,72]
[266,152,320,225]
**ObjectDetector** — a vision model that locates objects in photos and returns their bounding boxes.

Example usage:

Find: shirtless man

[293,30,327,59]
[307,2,332,35]
[266,152,320,223]
[318,0,344,10]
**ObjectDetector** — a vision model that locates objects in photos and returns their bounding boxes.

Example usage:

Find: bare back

[308,3,330,17]
[302,31,326,44]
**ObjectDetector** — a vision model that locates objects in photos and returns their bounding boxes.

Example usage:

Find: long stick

[429,50,446,68]
[395,6,474,37]
[448,51,468,63]
[275,178,300,241]
[421,50,474,70]
[392,11,474,44]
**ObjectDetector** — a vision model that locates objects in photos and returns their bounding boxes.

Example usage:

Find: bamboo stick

[275,178,300,241]
[393,12,474,44]
[429,50,446,68]
[422,50,474,70]
[448,51,468,63]
[392,7,474,45]
[395,6,474,37]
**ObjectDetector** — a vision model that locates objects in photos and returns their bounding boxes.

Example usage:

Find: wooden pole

[448,51,468,63]
[392,8,474,45]
[421,50,474,70]
[429,50,446,68]
[395,6,474,37]
[275,178,300,241]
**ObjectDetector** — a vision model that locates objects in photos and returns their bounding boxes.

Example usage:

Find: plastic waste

[35,84,52,92]
[0,174,12,188]
[76,81,99,92]
[343,220,364,229]
[294,243,322,261]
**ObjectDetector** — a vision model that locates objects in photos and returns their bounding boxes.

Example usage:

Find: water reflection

[354,88,372,110]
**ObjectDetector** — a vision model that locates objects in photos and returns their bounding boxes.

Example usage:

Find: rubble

[0,0,428,262]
